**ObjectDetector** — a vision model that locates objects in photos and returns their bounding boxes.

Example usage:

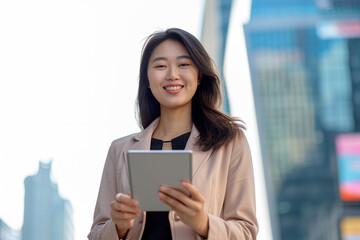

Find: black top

[141,132,191,240]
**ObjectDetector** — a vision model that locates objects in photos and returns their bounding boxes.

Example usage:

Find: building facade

[243,0,360,239]
[21,161,74,240]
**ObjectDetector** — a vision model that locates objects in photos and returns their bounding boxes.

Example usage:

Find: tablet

[127,150,192,211]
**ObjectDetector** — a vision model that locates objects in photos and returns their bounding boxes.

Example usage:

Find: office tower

[243,0,360,239]
[21,161,74,240]
[0,219,20,240]
[201,0,234,113]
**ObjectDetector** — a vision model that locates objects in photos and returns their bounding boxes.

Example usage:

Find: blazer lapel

[130,118,160,150]
[185,126,213,181]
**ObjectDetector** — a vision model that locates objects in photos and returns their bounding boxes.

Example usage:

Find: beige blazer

[88,118,258,240]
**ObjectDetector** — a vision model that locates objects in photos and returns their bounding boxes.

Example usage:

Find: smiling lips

[164,85,184,94]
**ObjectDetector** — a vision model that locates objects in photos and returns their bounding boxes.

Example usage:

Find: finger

[111,210,138,220]
[111,201,141,214]
[159,185,190,204]
[158,190,204,220]
[116,193,139,207]
[158,185,202,214]
[181,181,204,202]
[158,191,189,214]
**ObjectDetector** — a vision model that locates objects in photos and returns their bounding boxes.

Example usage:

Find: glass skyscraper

[21,161,74,240]
[244,0,360,239]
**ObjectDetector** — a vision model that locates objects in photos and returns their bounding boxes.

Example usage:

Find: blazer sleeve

[206,132,258,240]
[88,142,124,240]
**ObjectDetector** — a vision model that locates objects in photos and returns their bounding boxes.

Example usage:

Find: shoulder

[235,128,248,146]
[110,132,139,150]
[223,128,248,149]
[104,132,140,165]
[219,128,251,160]
[112,132,138,145]
[223,129,254,179]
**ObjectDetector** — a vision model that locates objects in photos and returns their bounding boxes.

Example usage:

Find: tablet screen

[127,150,192,211]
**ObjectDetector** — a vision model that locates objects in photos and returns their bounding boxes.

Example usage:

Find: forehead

[150,39,189,59]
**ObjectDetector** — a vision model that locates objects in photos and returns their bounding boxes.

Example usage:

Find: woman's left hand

[158,180,209,237]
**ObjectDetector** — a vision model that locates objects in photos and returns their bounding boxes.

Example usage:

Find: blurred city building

[201,0,234,113]
[21,161,74,240]
[0,219,20,240]
[243,0,360,239]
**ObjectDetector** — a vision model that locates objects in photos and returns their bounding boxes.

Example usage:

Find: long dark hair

[137,28,244,151]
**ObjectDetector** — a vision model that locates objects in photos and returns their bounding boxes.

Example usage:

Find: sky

[0,1,272,240]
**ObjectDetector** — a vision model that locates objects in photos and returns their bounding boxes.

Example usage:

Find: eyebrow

[151,55,191,63]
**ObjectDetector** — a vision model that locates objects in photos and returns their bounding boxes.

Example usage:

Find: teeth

[165,86,182,91]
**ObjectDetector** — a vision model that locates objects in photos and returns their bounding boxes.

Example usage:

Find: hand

[158,181,209,237]
[110,193,141,238]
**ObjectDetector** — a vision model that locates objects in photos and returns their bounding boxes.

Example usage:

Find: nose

[166,65,180,80]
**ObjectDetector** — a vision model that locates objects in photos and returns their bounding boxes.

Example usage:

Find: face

[147,39,199,112]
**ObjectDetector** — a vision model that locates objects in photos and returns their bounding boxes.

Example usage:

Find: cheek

[147,73,156,89]
[147,70,162,85]
[147,78,162,101]
[148,77,160,91]
[147,68,155,86]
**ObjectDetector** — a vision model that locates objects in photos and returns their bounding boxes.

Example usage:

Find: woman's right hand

[110,193,142,238]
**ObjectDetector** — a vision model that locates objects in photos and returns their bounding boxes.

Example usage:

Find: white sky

[0,0,271,240]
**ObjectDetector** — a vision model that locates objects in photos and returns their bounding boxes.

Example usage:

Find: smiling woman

[88,28,258,240]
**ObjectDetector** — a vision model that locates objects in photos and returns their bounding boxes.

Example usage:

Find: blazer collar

[130,118,213,181]
[131,118,160,150]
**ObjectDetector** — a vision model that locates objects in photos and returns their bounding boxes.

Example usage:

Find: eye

[179,63,190,67]
[155,65,166,69]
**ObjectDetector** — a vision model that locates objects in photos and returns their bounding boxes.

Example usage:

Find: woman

[88,28,258,240]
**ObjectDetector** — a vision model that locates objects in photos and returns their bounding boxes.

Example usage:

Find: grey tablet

[127,150,192,211]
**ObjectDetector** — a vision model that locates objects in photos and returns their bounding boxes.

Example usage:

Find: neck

[153,106,193,141]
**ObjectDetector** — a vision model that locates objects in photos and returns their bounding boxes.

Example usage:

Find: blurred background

[0,0,359,240]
